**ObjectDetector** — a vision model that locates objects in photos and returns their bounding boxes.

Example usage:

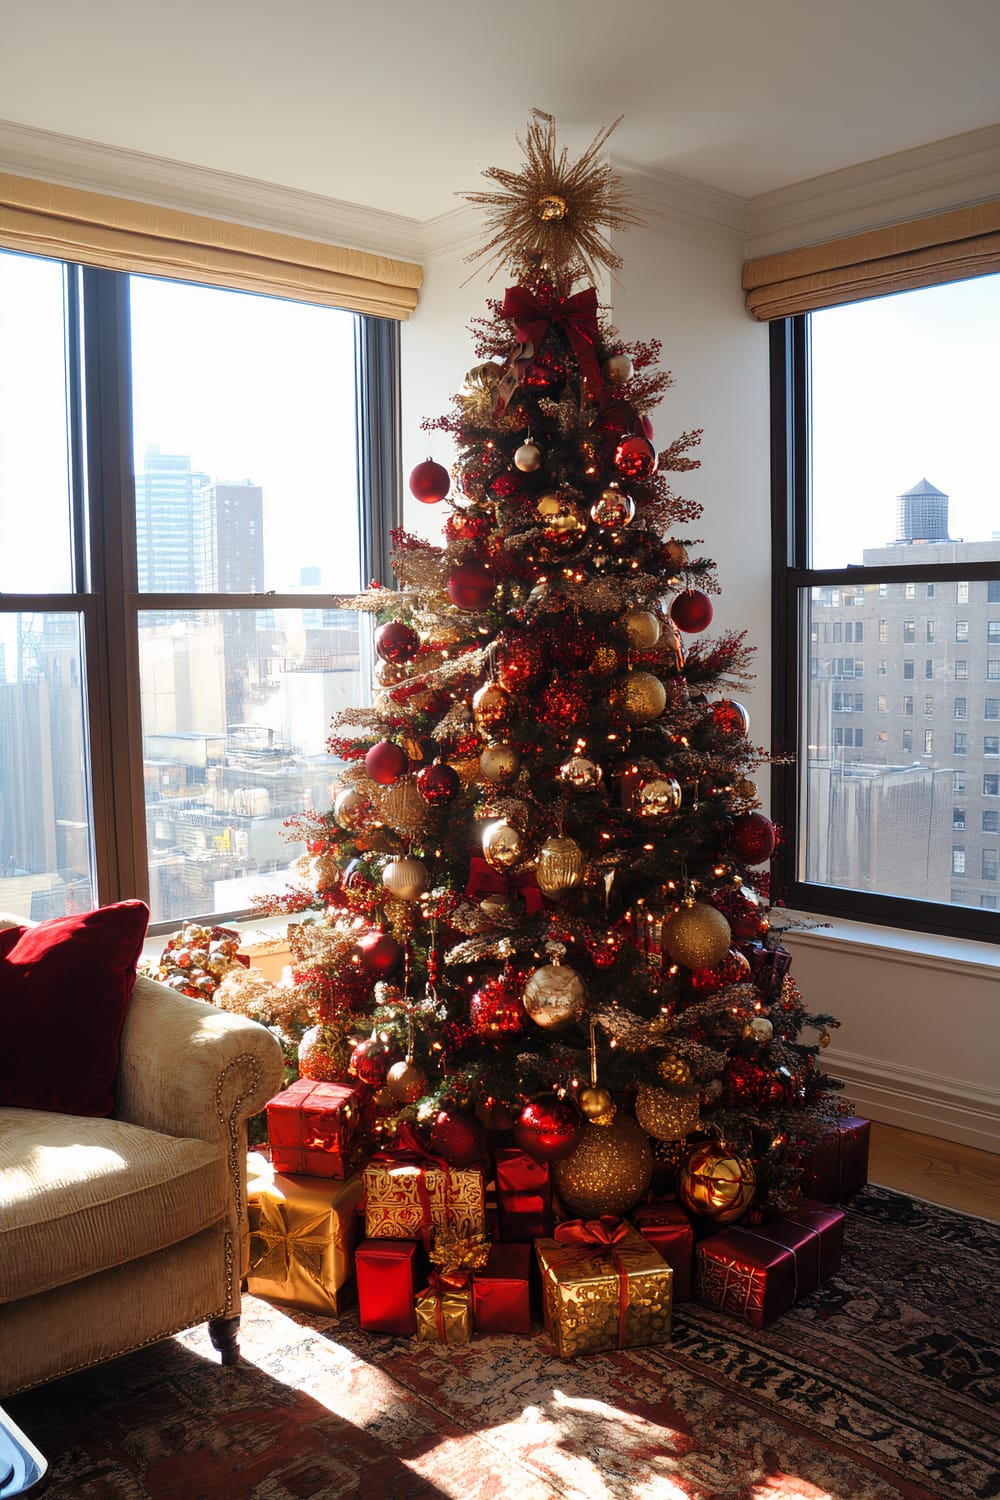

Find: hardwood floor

[868,1121,1000,1221]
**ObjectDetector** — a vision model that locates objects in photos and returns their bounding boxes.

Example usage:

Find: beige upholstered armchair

[0,926,284,1398]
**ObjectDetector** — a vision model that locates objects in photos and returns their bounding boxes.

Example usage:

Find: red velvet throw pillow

[0,901,150,1117]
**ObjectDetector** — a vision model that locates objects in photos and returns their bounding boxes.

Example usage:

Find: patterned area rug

[8,1186,999,1500]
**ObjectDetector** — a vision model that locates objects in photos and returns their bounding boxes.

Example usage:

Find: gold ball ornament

[559,754,604,793]
[623,608,661,649]
[677,1143,756,1223]
[514,441,542,472]
[535,492,590,556]
[538,193,567,220]
[590,486,636,528]
[522,955,586,1030]
[472,681,513,738]
[385,1058,427,1104]
[660,539,689,570]
[602,352,633,384]
[637,775,683,818]
[535,834,586,899]
[479,742,522,784]
[663,902,732,970]
[612,670,667,724]
[482,817,533,871]
[307,853,342,892]
[749,1016,774,1042]
[578,1085,616,1124]
[554,1114,654,1218]
[298,1024,351,1082]
[818,1029,832,1048]
[634,1086,701,1142]
[378,779,431,836]
[380,855,431,902]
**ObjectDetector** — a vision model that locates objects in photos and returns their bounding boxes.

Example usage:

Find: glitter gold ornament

[378,779,431,836]
[677,1144,756,1223]
[612,670,667,724]
[478,743,522,783]
[657,1054,692,1086]
[660,538,689,570]
[553,1114,654,1218]
[381,855,431,902]
[535,492,590,557]
[472,681,513,738]
[298,1024,352,1082]
[385,1058,427,1103]
[663,901,732,970]
[522,951,586,1030]
[587,645,621,678]
[634,1086,700,1142]
[535,834,586,899]
[637,775,683,818]
[623,608,661,649]
[482,817,532,871]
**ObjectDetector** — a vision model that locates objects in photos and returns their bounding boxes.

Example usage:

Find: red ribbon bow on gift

[499,284,605,410]
[553,1216,631,1348]
[371,1123,454,1245]
[465,856,546,916]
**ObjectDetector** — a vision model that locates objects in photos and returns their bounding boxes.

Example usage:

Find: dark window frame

[1,255,401,935]
[769,315,1000,944]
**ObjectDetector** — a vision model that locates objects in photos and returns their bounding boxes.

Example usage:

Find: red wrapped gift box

[695,1200,845,1329]
[798,1116,870,1202]
[630,1201,695,1301]
[474,1242,532,1334]
[495,1148,553,1241]
[267,1078,373,1179]
[356,1239,424,1335]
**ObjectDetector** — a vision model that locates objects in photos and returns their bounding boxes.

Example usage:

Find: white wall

[400,203,1000,1158]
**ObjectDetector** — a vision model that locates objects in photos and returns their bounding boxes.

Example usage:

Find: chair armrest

[115,974,284,1145]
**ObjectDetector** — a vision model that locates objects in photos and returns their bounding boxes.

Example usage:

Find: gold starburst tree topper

[460,109,643,286]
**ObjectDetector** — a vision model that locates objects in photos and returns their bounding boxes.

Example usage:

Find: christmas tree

[262,111,844,1224]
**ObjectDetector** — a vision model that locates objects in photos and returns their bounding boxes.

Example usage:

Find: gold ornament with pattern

[522,953,586,1030]
[634,1086,700,1142]
[535,834,586,899]
[677,1143,756,1224]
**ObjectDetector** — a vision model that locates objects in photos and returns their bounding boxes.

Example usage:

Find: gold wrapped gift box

[246,1154,363,1315]
[535,1218,673,1359]
[414,1273,474,1344]
[363,1157,485,1241]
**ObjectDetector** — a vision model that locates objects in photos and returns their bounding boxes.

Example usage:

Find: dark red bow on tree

[499,284,605,408]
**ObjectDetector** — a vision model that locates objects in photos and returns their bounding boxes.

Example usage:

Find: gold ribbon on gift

[430,1229,492,1275]
[247,1168,363,1315]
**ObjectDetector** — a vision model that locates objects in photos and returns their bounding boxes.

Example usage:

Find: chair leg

[208,1314,241,1366]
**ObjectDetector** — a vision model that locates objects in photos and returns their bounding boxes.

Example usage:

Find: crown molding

[418,203,481,263]
[747,124,1000,258]
[0,118,424,264]
[615,159,750,257]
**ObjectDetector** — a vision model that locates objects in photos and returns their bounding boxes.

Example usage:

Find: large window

[772,273,1000,940]
[0,251,399,929]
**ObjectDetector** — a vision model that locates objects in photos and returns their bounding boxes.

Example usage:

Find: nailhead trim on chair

[214,1051,264,1228]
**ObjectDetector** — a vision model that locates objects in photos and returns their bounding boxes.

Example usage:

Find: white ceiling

[2,0,999,221]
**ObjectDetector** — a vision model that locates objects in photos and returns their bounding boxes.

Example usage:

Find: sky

[810,272,1000,567]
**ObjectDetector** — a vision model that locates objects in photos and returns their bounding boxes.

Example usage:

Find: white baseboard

[826,1046,1000,1154]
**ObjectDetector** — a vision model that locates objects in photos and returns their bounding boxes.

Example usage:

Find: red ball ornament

[354,929,402,978]
[710,698,751,737]
[429,1108,489,1168]
[730,812,777,865]
[409,458,450,504]
[688,947,752,995]
[512,1093,585,1163]
[445,511,490,545]
[550,624,599,671]
[448,560,496,611]
[350,1037,392,1088]
[613,433,657,480]
[469,976,525,1036]
[710,888,765,941]
[538,680,589,728]
[670,589,714,633]
[415,760,460,806]
[364,739,408,785]
[374,620,420,664]
[594,398,640,436]
[490,470,532,503]
[497,635,545,690]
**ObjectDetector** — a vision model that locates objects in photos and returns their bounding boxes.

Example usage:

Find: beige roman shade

[0,171,422,319]
[743,199,1000,321]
